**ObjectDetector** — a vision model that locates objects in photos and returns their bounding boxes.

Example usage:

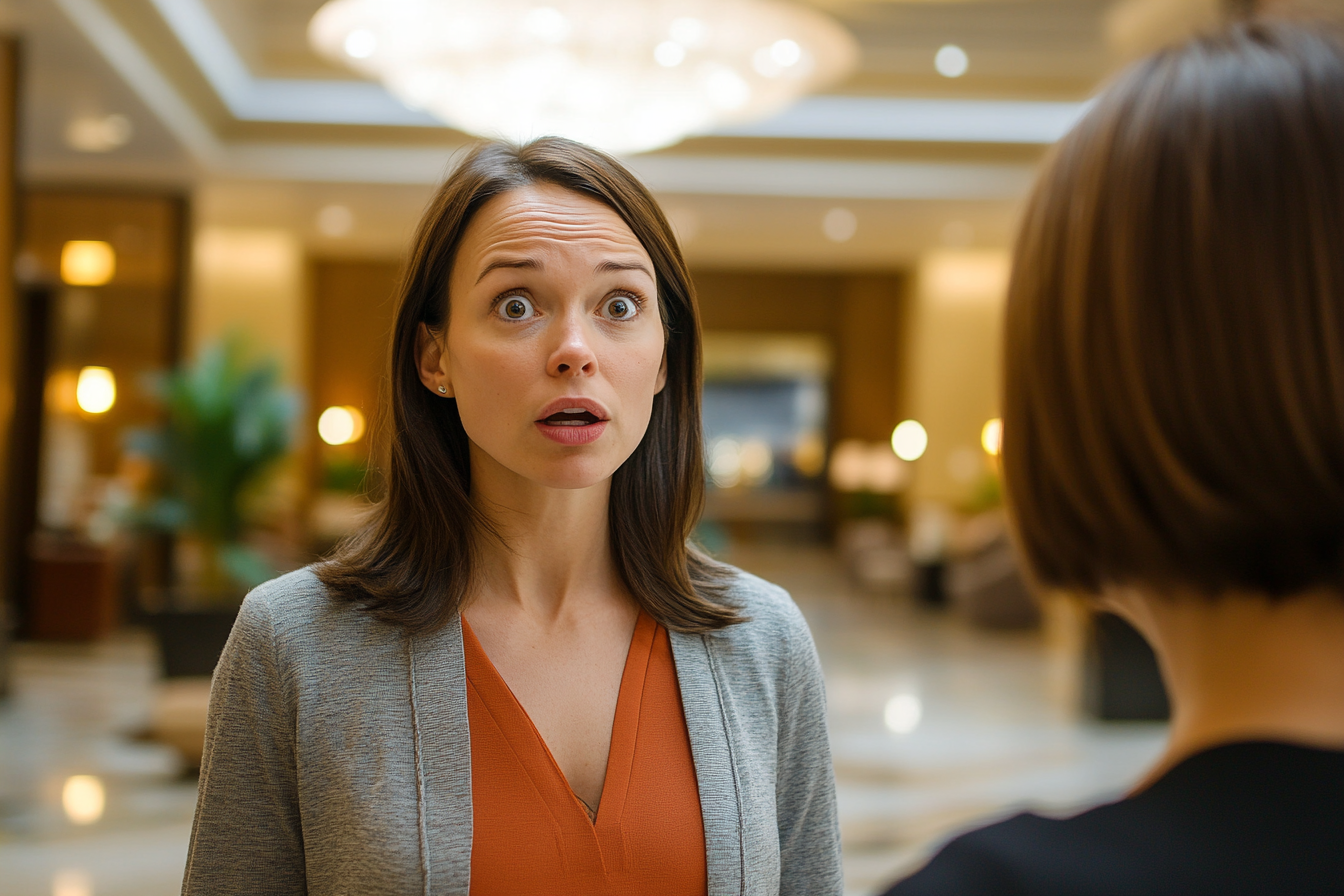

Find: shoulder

[696,564,819,681]
[720,564,808,628]
[232,565,400,669]
[240,566,327,618]
[885,795,1191,896]
[241,565,374,628]
[716,564,812,645]
[882,813,1065,896]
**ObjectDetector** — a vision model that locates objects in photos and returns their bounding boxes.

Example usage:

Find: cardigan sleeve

[775,603,845,896]
[182,593,307,895]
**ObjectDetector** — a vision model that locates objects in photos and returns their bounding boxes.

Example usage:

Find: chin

[523,455,622,491]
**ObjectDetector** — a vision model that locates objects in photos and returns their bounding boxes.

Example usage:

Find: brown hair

[319,138,738,633]
[1002,21,1344,598]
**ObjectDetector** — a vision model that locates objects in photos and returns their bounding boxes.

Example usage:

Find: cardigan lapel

[670,630,745,896]
[408,615,474,895]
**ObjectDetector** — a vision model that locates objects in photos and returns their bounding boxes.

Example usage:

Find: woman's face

[420,183,667,491]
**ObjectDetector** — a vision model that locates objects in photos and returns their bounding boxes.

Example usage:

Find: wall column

[186,226,309,536]
[903,250,1010,507]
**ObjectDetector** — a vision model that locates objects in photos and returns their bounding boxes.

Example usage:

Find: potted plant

[131,337,298,675]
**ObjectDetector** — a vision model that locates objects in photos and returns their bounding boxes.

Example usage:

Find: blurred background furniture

[947,531,1040,630]
[26,533,119,641]
[1084,612,1171,721]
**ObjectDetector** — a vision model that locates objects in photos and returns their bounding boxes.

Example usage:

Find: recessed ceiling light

[65,114,132,153]
[317,204,354,238]
[935,44,969,78]
[822,207,857,243]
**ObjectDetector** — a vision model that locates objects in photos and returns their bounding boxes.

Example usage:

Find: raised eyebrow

[595,259,654,279]
[475,257,540,284]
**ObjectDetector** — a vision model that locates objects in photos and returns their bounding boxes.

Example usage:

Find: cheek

[448,338,532,428]
[613,330,667,386]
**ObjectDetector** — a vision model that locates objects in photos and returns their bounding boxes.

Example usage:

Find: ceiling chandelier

[308,0,858,155]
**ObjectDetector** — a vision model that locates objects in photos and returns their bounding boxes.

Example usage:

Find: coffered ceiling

[10,0,1266,265]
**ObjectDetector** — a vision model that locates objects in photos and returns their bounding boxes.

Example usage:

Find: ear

[654,348,668,394]
[416,322,453,397]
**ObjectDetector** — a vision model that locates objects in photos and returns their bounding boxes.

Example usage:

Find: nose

[547,313,598,378]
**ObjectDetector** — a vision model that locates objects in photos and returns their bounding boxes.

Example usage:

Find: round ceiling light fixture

[308,0,858,155]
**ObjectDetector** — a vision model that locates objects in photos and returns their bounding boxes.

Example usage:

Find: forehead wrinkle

[470,228,651,279]
[461,186,654,286]
[472,216,645,248]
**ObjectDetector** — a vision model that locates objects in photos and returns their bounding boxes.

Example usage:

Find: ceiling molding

[628,155,1035,200]
[144,0,441,127]
[54,0,218,164]
[53,0,1049,198]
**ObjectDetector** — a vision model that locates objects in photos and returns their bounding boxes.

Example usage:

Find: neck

[1112,587,1344,786]
[467,445,626,622]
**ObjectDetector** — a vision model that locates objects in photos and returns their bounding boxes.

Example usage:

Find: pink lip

[535,420,608,445]
[534,396,610,446]
[534,397,611,421]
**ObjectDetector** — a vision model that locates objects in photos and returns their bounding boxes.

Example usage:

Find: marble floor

[0,545,1168,896]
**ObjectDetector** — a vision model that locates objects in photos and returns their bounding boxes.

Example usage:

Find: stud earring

[437,386,447,394]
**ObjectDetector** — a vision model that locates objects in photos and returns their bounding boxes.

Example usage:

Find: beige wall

[188,227,307,386]
[188,227,309,530]
[903,250,1011,506]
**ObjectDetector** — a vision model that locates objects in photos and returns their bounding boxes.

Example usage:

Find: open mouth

[539,408,603,427]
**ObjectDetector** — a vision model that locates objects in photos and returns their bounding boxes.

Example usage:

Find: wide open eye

[602,295,639,321]
[497,295,535,321]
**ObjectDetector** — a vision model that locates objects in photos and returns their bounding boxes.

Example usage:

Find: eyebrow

[475,257,538,284]
[475,256,654,285]
[594,259,654,279]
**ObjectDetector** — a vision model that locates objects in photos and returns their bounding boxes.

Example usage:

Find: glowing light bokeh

[738,438,774,485]
[65,113,132,153]
[822,207,857,243]
[829,439,911,494]
[52,869,94,896]
[318,406,367,446]
[891,420,928,462]
[709,438,743,488]
[61,775,105,825]
[75,367,116,414]
[935,44,969,78]
[982,417,1003,456]
[60,241,116,286]
[884,693,923,734]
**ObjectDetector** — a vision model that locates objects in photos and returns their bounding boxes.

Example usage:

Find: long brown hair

[1002,21,1344,599]
[319,138,739,633]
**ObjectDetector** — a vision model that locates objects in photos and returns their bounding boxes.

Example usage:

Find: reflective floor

[0,545,1167,896]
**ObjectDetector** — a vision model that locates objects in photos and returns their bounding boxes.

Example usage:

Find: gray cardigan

[181,566,843,896]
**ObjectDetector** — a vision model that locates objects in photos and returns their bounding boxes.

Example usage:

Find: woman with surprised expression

[182,138,842,896]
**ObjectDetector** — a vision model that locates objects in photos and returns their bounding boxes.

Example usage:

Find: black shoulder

[880,813,1057,896]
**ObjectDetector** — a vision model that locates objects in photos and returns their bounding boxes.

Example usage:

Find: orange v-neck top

[462,611,708,896]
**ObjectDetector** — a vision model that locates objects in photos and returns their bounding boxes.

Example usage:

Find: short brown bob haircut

[319,138,737,634]
[1003,21,1344,599]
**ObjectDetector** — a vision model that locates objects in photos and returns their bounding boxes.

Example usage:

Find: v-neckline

[461,611,657,830]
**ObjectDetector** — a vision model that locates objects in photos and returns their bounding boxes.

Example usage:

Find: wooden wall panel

[693,268,908,445]
[309,258,401,488]
[0,36,18,690]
